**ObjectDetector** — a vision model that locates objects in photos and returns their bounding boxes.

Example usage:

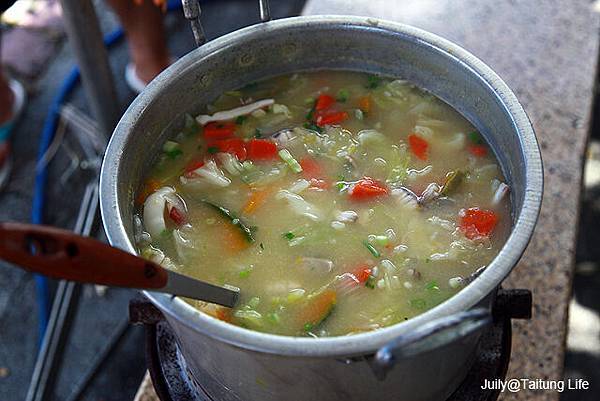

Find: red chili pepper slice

[352,265,373,284]
[300,157,324,179]
[408,134,429,161]
[315,94,335,111]
[203,122,236,140]
[349,177,389,200]
[184,160,205,175]
[209,138,247,161]
[168,207,186,226]
[468,144,488,157]
[459,208,498,239]
[316,111,349,127]
[246,139,278,160]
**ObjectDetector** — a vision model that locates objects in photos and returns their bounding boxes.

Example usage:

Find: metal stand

[59,0,120,136]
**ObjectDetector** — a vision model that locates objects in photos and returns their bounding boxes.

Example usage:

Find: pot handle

[370,308,492,380]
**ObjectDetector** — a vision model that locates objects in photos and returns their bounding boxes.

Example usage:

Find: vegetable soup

[135,71,511,337]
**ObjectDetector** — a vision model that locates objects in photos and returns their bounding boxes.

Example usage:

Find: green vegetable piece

[303,322,314,332]
[235,115,247,125]
[409,298,427,309]
[207,146,219,154]
[336,89,349,102]
[365,276,376,289]
[303,122,323,133]
[239,268,252,278]
[363,240,381,258]
[366,75,382,89]
[248,296,261,308]
[163,140,183,159]
[468,131,484,144]
[202,201,256,243]
[425,281,440,291]
[233,309,263,329]
[441,170,464,196]
[254,128,263,138]
[267,313,281,324]
[278,149,303,173]
[182,114,200,136]
[283,232,295,240]
[165,149,183,160]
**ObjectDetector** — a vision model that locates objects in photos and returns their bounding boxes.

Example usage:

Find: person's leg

[0,72,14,125]
[106,0,170,83]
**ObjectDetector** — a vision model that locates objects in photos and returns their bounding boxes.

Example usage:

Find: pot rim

[100,15,543,358]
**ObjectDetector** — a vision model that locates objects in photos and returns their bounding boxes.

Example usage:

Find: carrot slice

[216,307,233,323]
[459,208,498,239]
[297,290,337,331]
[242,189,271,215]
[135,179,161,205]
[408,134,429,161]
[220,221,250,253]
[358,95,371,113]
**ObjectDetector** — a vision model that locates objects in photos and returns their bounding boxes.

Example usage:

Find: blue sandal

[0,78,26,190]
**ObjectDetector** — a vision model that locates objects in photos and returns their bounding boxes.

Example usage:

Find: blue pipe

[32,0,181,345]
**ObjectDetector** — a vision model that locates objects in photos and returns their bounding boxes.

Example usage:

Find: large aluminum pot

[100,16,542,401]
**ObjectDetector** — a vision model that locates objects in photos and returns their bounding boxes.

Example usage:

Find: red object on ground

[203,122,236,140]
[246,139,278,160]
[468,144,488,157]
[408,134,429,161]
[315,94,335,111]
[349,177,389,200]
[209,138,247,160]
[459,208,498,239]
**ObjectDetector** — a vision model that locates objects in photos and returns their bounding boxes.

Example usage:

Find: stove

[130,289,531,401]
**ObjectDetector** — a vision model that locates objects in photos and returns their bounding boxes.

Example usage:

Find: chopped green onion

[254,128,263,138]
[235,115,247,125]
[425,281,440,291]
[303,122,323,133]
[163,140,183,159]
[278,149,303,173]
[182,114,199,136]
[239,268,252,278]
[303,322,314,332]
[287,288,306,302]
[207,146,219,154]
[283,232,295,240]
[365,276,376,289]
[266,313,281,324]
[225,90,242,97]
[336,89,349,102]
[468,131,483,144]
[160,229,172,238]
[248,296,261,308]
[363,240,381,258]
[366,75,382,89]
[409,298,427,309]
[162,140,180,153]
[374,235,389,246]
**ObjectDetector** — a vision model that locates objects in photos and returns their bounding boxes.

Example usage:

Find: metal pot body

[100,16,542,401]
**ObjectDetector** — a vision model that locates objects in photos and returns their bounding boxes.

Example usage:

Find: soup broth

[135,71,510,337]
